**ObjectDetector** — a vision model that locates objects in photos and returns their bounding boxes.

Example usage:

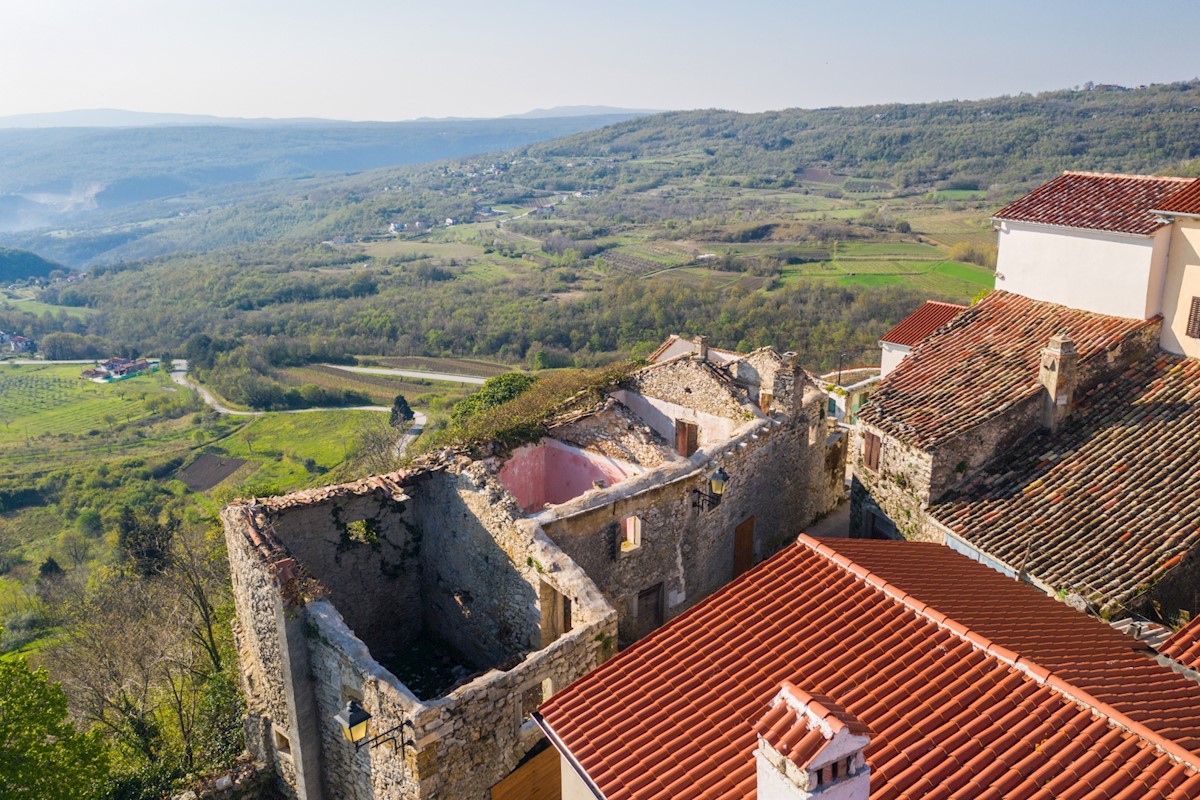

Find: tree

[389,394,414,426]
[0,660,110,800]
[450,373,538,423]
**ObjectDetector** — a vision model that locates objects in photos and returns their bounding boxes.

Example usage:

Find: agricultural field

[0,363,177,446]
[910,208,997,249]
[277,364,473,409]
[0,296,96,319]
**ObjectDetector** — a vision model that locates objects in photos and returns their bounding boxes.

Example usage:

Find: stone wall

[406,465,541,666]
[850,321,1164,542]
[537,390,834,647]
[223,466,617,800]
[268,492,421,660]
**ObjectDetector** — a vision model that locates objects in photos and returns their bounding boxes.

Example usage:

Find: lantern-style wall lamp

[692,467,729,511]
[334,700,413,752]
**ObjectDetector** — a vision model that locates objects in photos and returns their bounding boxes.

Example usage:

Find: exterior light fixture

[334,700,413,752]
[692,467,729,511]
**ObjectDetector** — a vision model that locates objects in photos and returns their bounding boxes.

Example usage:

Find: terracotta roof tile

[1160,616,1200,672]
[880,301,967,347]
[859,291,1152,448]
[934,355,1200,613]
[993,172,1192,235]
[538,537,1200,800]
[1152,179,1200,217]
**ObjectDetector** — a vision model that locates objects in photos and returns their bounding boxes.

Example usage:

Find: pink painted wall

[499,439,638,514]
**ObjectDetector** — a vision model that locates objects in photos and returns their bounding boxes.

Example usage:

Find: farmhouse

[536,536,1200,800]
[81,357,154,382]
[851,171,1200,621]
[223,336,846,799]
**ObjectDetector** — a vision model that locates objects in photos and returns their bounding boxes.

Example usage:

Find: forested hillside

[0,247,61,283]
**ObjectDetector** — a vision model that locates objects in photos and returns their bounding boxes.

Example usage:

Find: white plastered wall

[1159,217,1200,357]
[995,221,1170,319]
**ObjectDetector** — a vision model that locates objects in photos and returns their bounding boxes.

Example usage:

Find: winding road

[167,359,427,453]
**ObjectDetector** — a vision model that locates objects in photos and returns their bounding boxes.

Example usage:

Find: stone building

[851,172,1200,621]
[223,336,846,799]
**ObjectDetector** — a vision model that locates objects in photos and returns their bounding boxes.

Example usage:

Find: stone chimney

[695,335,709,362]
[754,683,871,800]
[1038,332,1078,432]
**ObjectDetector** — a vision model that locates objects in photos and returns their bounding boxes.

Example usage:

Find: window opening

[619,515,642,553]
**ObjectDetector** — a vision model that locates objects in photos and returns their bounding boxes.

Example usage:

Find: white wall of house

[879,342,910,377]
[1160,217,1200,358]
[560,756,597,800]
[995,221,1171,319]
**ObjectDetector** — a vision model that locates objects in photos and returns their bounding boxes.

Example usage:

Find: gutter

[532,712,607,800]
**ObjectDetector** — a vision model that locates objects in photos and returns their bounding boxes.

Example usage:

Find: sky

[1,0,1197,121]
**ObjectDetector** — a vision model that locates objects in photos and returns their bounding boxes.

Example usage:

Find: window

[759,391,773,413]
[619,515,642,553]
[1188,296,1200,339]
[863,430,881,472]
[274,728,291,755]
[562,595,573,633]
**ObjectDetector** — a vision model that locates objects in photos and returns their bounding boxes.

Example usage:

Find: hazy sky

[1,0,1196,120]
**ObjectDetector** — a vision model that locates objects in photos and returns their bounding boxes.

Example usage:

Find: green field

[0,297,96,319]
[779,258,993,299]
[278,364,473,408]
[0,363,173,445]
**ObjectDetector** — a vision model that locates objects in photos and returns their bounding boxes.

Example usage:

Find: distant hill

[0,113,644,234]
[505,106,662,119]
[525,81,1200,189]
[0,247,62,283]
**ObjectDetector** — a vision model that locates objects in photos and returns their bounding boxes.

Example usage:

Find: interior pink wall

[499,440,634,514]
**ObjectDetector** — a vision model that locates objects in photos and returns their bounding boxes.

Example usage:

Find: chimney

[754,683,871,800]
[695,335,709,362]
[1038,332,1078,432]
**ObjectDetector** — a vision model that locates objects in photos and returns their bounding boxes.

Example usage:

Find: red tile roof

[1161,616,1200,672]
[879,300,966,347]
[935,354,1200,614]
[993,171,1191,235]
[1153,179,1200,217]
[537,536,1200,800]
[858,291,1153,449]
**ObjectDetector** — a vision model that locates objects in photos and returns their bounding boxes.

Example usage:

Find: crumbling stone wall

[405,466,540,666]
[538,388,832,647]
[268,492,421,660]
[223,466,617,800]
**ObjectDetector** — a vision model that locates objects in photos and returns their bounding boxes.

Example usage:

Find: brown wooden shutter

[1187,297,1200,339]
[675,420,698,456]
[864,431,881,472]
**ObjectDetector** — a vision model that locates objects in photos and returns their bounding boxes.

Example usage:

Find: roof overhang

[991,217,1160,240]
[532,712,607,800]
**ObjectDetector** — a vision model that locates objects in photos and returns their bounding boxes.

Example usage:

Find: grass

[0,364,170,445]
[208,410,380,492]
[836,241,946,258]
[277,365,473,407]
[0,297,97,319]
[777,258,993,300]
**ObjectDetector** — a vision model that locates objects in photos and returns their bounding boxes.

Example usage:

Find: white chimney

[695,335,709,362]
[754,682,871,800]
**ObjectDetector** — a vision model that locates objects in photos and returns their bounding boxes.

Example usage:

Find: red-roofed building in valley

[877,300,965,377]
[851,172,1200,623]
[536,536,1200,800]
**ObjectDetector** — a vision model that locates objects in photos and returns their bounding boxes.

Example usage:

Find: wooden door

[634,583,664,640]
[491,746,561,800]
[674,420,698,456]
[733,516,755,577]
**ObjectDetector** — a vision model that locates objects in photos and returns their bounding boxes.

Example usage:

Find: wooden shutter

[675,420,698,456]
[864,431,881,472]
[1187,297,1200,339]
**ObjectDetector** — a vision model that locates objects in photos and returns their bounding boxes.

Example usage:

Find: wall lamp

[334,700,414,752]
[692,467,729,511]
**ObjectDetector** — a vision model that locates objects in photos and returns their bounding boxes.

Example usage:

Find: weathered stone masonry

[223,466,616,800]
